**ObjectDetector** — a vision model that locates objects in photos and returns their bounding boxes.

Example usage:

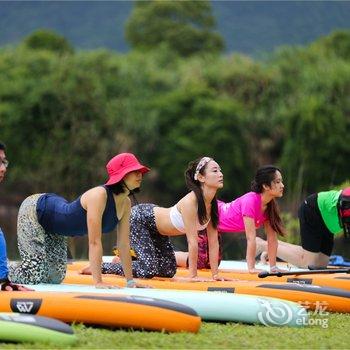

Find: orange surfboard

[0,291,200,333]
[67,260,350,291]
[175,267,350,291]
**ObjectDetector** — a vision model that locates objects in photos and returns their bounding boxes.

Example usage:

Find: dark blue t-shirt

[0,227,8,279]
[36,186,118,236]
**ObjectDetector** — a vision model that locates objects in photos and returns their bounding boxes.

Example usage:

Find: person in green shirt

[257,188,350,268]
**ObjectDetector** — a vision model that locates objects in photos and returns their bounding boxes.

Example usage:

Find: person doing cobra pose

[176,165,285,273]
[94,157,226,281]
[9,153,149,288]
[257,187,350,268]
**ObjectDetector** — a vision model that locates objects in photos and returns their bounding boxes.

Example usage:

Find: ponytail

[251,165,285,236]
[185,158,219,229]
[266,200,285,236]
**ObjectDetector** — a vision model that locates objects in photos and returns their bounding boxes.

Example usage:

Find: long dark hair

[251,165,285,236]
[185,158,219,229]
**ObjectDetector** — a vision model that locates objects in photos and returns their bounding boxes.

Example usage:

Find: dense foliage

[0,30,349,208]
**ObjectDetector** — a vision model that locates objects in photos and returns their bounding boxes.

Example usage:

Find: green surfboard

[0,313,76,345]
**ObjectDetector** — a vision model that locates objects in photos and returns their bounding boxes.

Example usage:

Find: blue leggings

[102,204,176,278]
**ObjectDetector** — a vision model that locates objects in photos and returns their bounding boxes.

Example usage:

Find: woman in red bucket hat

[95,157,228,281]
[257,187,350,268]
[8,153,149,288]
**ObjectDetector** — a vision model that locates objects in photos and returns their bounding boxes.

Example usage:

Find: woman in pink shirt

[176,165,285,273]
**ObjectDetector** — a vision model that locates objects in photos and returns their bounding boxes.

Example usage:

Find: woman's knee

[162,264,176,277]
[48,271,66,284]
[48,263,66,284]
[158,256,177,277]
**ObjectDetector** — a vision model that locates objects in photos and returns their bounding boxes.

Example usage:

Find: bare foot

[80,265,92,275]
[111,256,121,264]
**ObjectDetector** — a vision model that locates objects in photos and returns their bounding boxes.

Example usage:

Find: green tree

[150,84,252,203]
[125,0,224,57]
[23,29,74,54]
[273,47,350,201]
[313,30,350,60]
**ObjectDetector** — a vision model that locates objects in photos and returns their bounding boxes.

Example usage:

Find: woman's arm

[116,197,134,283]
[85,190,107,287]
[181,200,200,278]
[243,216,261,273]
[264,221,278,270]
[207,222,219,278]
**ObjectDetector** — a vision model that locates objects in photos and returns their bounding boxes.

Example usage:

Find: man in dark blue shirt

[0,141,9,281]
[0,141,29,291]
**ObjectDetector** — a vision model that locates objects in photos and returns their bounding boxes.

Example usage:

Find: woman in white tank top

[98,157,227,281]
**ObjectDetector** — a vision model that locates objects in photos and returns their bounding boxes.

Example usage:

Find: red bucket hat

[105,153,150,186]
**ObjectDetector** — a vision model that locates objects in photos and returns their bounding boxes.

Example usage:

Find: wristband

[126,279,136,287]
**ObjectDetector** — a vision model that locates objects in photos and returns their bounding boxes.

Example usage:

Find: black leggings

[102,204,176,278]
[299,193,334,256]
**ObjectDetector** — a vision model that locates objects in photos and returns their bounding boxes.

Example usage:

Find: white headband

[194,157,212,181]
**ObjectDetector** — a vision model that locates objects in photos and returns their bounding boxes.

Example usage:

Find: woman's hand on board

[0,280,34,291]
[269,266,288,273]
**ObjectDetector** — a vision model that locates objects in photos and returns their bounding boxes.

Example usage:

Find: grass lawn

[1,313,350,349]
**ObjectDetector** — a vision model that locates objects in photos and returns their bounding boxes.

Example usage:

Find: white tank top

[169,205,210,233]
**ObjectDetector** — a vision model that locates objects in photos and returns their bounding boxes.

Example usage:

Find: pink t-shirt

[217,192,267,232]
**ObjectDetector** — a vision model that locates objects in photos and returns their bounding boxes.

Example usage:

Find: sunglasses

[0,159,9,168]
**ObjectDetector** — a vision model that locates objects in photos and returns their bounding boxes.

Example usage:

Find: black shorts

[298,193,334,256]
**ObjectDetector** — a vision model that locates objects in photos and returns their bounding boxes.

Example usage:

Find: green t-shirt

[317,190,342,235]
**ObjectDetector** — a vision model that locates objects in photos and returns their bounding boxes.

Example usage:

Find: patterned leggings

[102,203,177,278]
[195,229,223,269]
[8,194,67,284]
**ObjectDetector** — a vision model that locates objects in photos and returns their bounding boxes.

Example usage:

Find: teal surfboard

[101,256,303,272]
[27,284,308,327]
[218,260,303,272]
[0,313,76,344]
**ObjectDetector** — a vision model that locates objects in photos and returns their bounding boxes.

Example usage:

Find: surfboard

[63,270,350,313]
[69,257,350,291]
[174,267,350,291]
[218,260,303,271]
[0,291,200,333]
[68,257,303,273]
[0,313,76,345]
[25,284,308,327]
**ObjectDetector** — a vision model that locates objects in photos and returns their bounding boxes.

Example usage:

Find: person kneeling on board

[9,153,149,289]
[257,187,350,268]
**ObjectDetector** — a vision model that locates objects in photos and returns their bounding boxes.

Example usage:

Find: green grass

[1,314,350,349]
